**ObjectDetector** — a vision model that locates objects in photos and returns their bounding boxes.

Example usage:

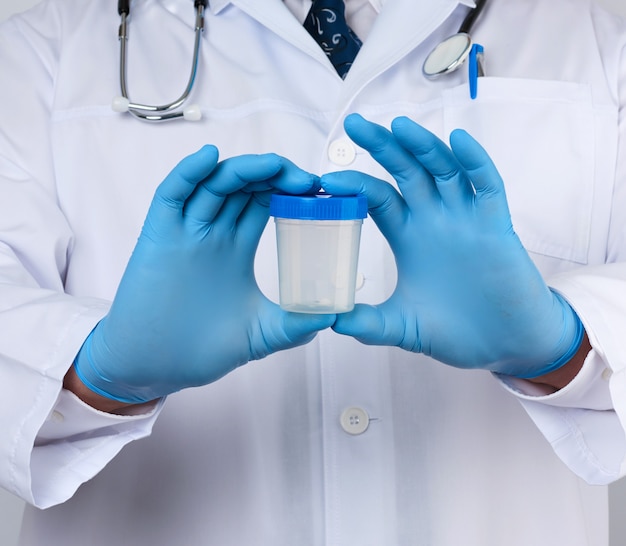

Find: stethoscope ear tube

[117,0,130,16]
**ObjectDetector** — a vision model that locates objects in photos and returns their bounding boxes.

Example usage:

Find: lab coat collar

[208,0,476,15]
[212,0,477,81]
[205,0,478,97]
[339,0,475,96]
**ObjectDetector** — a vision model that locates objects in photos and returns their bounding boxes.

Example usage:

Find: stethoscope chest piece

[423,32,472,79]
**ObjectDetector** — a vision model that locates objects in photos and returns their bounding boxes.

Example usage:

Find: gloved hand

[321,114,584,378]
[74,146,335,403]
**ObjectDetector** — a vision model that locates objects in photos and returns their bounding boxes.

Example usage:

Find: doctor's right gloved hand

[321,114,584,379]
[73,146,335,404]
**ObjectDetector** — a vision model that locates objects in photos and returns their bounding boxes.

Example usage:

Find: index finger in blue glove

[320,170,408,240]
[343,114,438,206]
[204,155,319,197]
[185,155,319,224]
[391,116,476,213]
[258,156,321,196]
[234,157,322,248]
[149,145,220,226]
[184,154,283,223]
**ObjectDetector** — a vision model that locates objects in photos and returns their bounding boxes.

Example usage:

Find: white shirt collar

[208,0,477,16]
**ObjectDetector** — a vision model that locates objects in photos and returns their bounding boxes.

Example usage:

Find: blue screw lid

[270,193,367,220]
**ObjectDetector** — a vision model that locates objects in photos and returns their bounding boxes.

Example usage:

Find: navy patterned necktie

[303,0,363,78]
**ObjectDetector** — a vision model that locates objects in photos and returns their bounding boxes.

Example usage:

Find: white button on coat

[328,138,357,166]
[340,407,370,435]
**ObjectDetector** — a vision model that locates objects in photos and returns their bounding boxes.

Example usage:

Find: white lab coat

[1,0,625,544]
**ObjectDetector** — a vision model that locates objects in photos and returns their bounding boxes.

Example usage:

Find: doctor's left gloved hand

[321,114,584,379]
[73,147,335,405]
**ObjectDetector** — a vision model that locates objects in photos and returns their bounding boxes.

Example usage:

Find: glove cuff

[513,298,585,379]
[73,331,153,405]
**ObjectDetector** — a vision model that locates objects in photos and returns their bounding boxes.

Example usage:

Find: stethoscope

[112,0,487,123]
[422,0,487,79]
[111,0,207,122]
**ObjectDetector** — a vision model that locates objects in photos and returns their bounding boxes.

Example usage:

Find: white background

[1,0,626,544]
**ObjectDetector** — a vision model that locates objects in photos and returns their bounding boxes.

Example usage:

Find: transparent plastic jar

[270,193,368,313]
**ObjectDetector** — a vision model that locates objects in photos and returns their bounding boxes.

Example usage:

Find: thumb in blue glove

[74,146,336,404]
[320,114,584,378]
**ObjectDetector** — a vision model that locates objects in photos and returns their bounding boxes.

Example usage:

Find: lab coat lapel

[339,0,470,97]
[230,0,333,66]
[229,0,473,90]
[156,0,333,72]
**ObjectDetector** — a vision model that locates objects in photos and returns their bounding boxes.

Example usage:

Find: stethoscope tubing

[459,0,487,34]
[115,0,207,122]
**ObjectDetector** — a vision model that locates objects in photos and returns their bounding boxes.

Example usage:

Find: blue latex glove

[74,146,335,403]
[321,114,583,378]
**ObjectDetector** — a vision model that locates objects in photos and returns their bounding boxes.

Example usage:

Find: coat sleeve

[498,6,626,486]
[0,2,161,509]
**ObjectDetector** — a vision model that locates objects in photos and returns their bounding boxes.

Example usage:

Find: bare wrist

[63,365,145,414]
[526,333,591,391]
